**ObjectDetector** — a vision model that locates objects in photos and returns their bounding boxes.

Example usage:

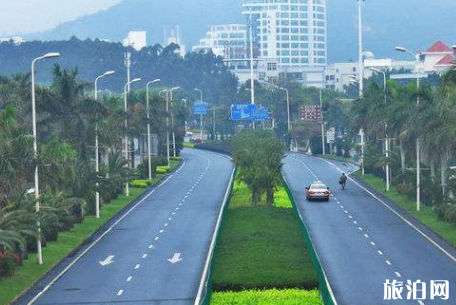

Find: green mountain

[26,0,456,62]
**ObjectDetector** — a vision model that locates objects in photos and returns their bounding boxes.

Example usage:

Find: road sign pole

[200,113,203,141]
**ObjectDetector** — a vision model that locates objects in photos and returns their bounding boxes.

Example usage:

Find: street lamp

[368,67,390,191]
[194,88,204,141]
[395,46,421,212]
[124,78,142,197]
[94,70,115,218]
[146,79,161,180]
[263,82,291,132]
[31,52,61,265]
[162,87,181,166]
[357,0,365,98]
[169,87,181,160]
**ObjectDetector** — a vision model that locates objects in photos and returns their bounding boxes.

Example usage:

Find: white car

[306,181,330,201]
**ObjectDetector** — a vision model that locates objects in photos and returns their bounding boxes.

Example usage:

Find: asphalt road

[283,153,456,305]
[21,148,234,305]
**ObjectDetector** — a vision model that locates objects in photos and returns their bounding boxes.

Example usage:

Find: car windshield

[310,185,326,190]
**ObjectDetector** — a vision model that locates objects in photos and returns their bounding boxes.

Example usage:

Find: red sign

[301,105,322,121]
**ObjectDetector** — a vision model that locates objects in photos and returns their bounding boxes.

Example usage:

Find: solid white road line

[194,167,234,305]
[317,155,456,264]
[25,160,186,305]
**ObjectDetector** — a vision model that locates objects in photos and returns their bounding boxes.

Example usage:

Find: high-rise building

[192,24,247,60]
[242,0,327,68]
[123,31,147,51]
[164,25,186,56]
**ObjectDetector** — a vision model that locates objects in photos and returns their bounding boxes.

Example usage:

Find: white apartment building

[233,0,326,88]
[0,36,25,45]
[242,0,327,67]
[123,31,147,51]
[192,24,247,60]
[325,41,456,92]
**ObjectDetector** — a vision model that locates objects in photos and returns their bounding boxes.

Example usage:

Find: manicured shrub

[156,166,171,174]
[211,289,322,305]
[130,179,153,188]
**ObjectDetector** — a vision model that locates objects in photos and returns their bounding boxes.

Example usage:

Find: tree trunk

[430,160,436,180]
[441,151,449,196]
[266,187,275,206]
[400,140,406,174]
[251,188,260,207]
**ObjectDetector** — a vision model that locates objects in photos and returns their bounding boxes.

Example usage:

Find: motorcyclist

[339,173,347,190]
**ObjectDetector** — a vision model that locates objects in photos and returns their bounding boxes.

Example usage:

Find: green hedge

[211,289,322,305]
[211,178,318,292]
[130,179,154,188]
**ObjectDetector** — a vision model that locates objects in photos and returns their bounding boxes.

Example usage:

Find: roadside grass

[316,153,355,164]
[183,142,196,148]
[356,172,456,248]
[211,177,319,294]
[211,289,322,305]
[0,162,180,305]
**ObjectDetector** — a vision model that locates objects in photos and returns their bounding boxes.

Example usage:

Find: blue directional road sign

[231,104,252,120]
[251,106,269,122]
[193,103,209,115]
[231,104,269,121]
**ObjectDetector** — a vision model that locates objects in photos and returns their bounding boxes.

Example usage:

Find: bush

[137,157,169,178]
[0,257,16,277]
[170,156,182,161]
[131,179,154,188]
[156,166,171,174]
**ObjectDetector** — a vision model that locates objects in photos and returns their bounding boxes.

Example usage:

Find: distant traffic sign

[301,105,322,121]
[326,127,336,144]
[231,104,269,121]
[231,104,252,120]
[193,103,209,115]
[251,106,269,122]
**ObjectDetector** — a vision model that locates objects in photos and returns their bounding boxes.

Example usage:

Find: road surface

[283,153,456,305]
[20,148,233,305]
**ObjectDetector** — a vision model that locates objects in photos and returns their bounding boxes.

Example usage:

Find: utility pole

[125,52,131,92]
[213,108,216,140]
[320,88,326,156]
[395,46,422,211]
[249,7,256,130]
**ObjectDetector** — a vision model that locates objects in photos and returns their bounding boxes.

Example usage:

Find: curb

[9,161,183,305]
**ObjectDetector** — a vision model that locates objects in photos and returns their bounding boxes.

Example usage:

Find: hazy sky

[0,0,124,35]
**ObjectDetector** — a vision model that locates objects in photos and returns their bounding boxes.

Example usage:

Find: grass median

[356,172,456,248]
[210,178,321,304]
[0,162,179,305]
